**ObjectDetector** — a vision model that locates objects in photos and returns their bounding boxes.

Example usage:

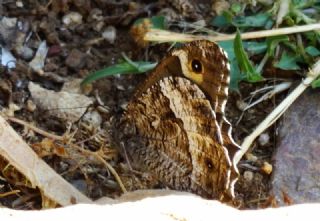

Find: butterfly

[115,40,240,200]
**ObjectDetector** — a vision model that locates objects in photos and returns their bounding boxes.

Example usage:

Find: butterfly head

[171,40,231,110]
[171,40,230,85]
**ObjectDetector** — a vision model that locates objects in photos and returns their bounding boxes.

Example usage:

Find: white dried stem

[144,23,320,42]
[243,81,292,111]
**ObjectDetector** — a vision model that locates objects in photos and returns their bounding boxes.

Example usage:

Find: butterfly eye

[191,59,203,73]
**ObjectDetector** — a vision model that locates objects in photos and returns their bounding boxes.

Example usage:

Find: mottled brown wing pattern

[119,77,234,199]
[171,41,240,159]
[118,79,193,191]
[116,40,240,200]
[175,41,230,115]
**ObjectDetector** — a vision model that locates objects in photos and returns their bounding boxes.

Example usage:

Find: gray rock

[271,88,320,205]
[28,82,93,124]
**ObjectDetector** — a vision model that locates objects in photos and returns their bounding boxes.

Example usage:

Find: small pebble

[2,17,17,28]
[120,102,128,110]
[65,49,86,69]
[90,8,103,21]
[261,161,273,175]
[258,133,270,146]
[82,110,102,128]
[63,12,83,26]
[19,46,34,60]
[1,47,16,68]
[94,21,105,32]
[59,161,69,171]
[236,99,248,111]
[16,1,23,7]
[102,26,117,44]
[212,0,230,15]
[243,171,254,182]
[246,153,258,162]
[116,84,125,91]
[48,45,62,57]
[26,99,36,112]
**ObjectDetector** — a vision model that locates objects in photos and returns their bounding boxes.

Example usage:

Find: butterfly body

[116,40,239,200]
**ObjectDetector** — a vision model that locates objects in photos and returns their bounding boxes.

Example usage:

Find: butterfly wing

[118,77,234,199]
[172,41,241,160]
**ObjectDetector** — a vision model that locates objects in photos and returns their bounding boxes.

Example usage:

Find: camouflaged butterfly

[115,40,240,200]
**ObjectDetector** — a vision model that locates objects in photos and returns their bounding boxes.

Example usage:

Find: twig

[6,117,64,141]
[73,146,127,194]
[93,152,127,194]
[144,23,320,42]
[234,59,320,165]
[243,81,292,111]
[0,190,20,198]
[236,82,291,125]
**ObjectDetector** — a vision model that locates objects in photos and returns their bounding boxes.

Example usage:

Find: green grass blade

[234,30,263,82]
[81,61,157,85]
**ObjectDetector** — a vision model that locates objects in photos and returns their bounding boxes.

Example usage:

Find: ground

[0,0,288,209]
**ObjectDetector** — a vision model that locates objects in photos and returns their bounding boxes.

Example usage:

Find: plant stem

[144,23,320,42]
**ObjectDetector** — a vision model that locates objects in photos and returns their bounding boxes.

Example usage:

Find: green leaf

[218,39,267,90]
[229,58,242,91]
[266,35,290,57]
[218,40,242,91]
[230,3,242,14]
[311,77,320,88]
[81,61,157,85]
[211,15,229,27]
[292,0,314,8]
[233,13,272,28]
[150,16,166,29]
[218,40,235,59]
[211,11,233,27]
[264,19,274,29]
[212,12,273,29]
[274,51,300,70]
[243,41,267,55]
[305,46,320,56]
[303,31,320,45]
[234,30,263,82]
[133,16,166,30]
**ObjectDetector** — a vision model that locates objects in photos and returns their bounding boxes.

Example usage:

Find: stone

[28,82,93,124]
[65,49,86,69]
[271,88,320,205]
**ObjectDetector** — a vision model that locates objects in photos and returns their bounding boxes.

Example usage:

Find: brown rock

[65,49,86,69]
[271,88,320,205]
